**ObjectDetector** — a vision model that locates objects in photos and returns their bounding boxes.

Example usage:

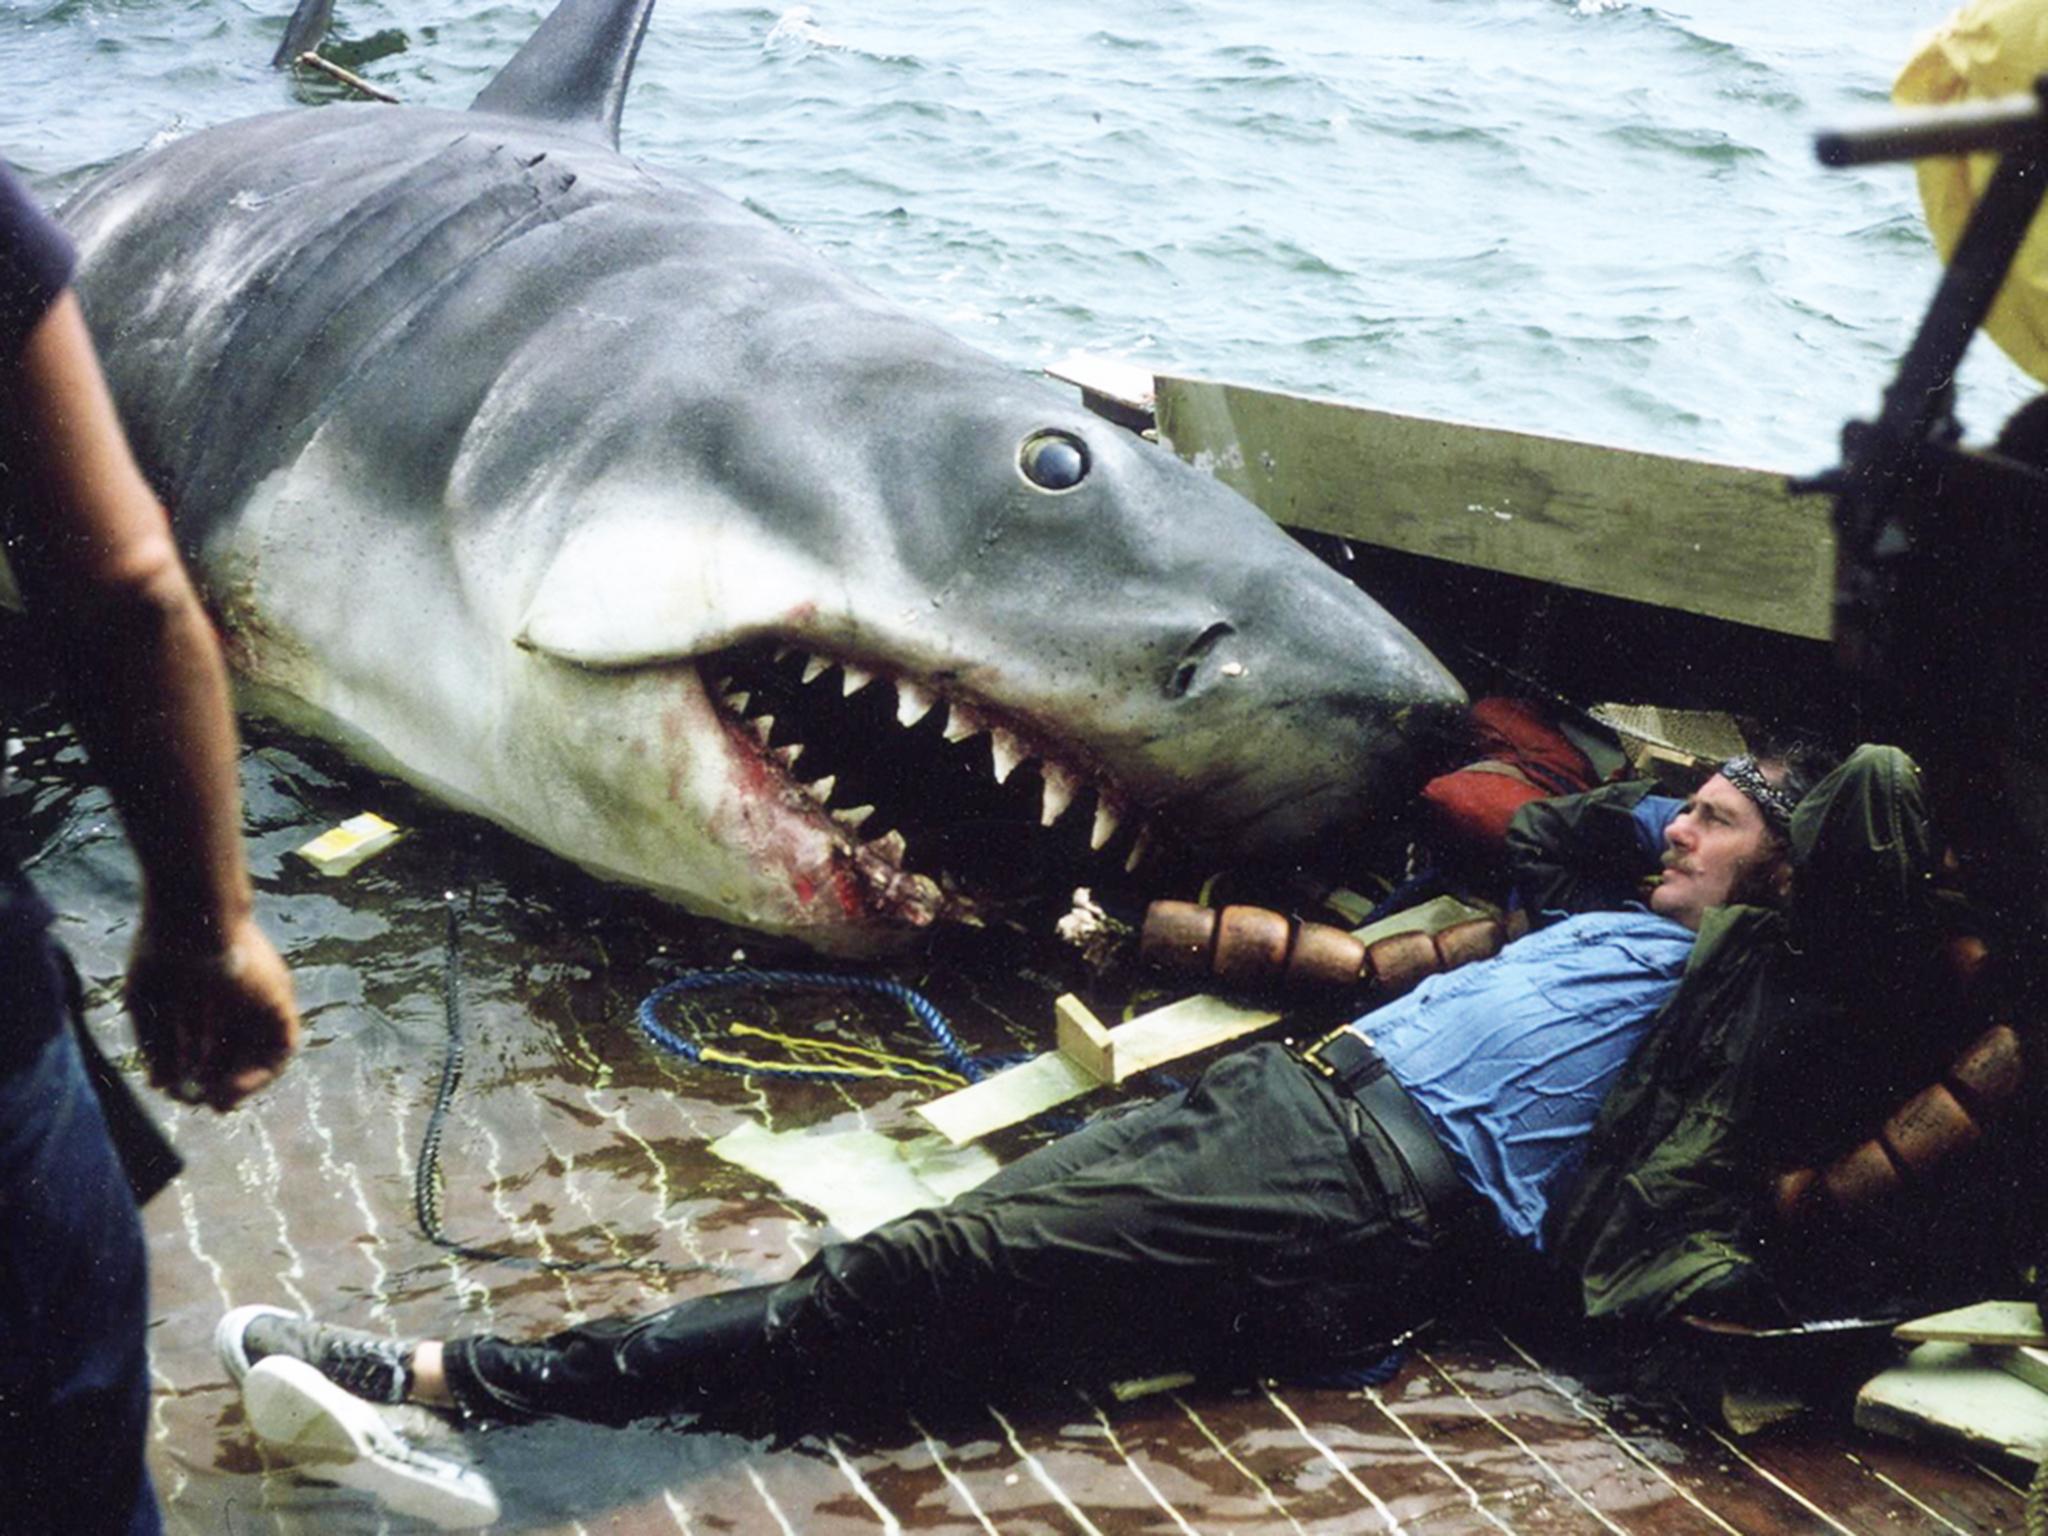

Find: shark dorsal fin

[270,0,334,68]
[469,0,657,149]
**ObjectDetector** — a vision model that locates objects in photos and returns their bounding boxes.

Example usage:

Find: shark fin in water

[270,0,334,68]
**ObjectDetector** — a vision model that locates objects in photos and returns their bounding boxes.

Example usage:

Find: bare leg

[410,1341,454,1409]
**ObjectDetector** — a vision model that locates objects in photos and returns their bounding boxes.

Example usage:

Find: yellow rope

[726,1020,961,1078]
[2027,1455,2046,1536]
[693,1027,968,1089]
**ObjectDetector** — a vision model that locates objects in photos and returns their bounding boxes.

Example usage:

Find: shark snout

[1142,568,1466,860]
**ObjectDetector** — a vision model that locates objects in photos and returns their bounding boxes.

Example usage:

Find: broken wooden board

[1856,1342,2048,1467]
[915,992,1282,1146]
[1895,1300,2047,1347]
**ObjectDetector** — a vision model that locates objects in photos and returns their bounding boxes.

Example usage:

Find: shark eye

[1018,430,1089,492]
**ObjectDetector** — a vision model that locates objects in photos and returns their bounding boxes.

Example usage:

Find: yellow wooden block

[1054,994,1115,1084]
[295,812,403,875]
[1100,994,1281,1082]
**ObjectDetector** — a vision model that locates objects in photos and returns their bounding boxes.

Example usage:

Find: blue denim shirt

[1351,794,1689,1251]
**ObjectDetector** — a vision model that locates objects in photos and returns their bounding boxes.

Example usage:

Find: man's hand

[126,915,299,1111]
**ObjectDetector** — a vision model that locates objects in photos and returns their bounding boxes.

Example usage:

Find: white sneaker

[242,1355,501,1529]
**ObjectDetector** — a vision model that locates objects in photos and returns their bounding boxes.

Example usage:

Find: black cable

[413,889,738,1278]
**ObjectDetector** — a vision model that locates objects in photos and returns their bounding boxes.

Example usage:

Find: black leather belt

[1298,1027,1469,1221]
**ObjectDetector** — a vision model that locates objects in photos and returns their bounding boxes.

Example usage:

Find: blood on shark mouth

[706,639,1166,908]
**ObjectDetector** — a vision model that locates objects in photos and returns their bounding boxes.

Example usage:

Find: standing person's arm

[1,291,298,1110]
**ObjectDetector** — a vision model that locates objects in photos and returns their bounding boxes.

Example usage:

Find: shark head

[499,323,1463,939]
[64,0,1463,951]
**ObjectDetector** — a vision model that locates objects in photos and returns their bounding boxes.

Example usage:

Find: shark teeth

[942,702,982,744]
[1125,823,1154,872]
[989,728,1026,785]
[896,680,938,729]
[1040,762,1080,828]
[1090,796,1122,851]
[714,641,1164,877]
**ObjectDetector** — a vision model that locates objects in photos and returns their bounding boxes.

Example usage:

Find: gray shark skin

[62,0,1463,951]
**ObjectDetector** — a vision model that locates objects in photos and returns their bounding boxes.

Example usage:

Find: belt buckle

[1299,1025,1359,1080]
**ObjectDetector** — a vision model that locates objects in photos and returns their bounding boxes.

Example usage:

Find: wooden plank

[1481,1327,1851,1535]
[1897,1300,2048,1347]
[913,1049,1101,1146]
[1351,893,1495,949]
[1152,373,1835,639]
[1856,1342,2048,1466]
[1844,1435,2034,1536]
[1716,1425,1996,1536]
[1415,1340,1730,1534]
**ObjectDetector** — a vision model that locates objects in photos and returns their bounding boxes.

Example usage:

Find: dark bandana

[1719,755,1799,834]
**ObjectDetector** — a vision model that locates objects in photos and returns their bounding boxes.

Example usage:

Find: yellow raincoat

[1898,0,2048,382]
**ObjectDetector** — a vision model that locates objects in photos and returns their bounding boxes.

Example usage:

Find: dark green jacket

[1508,746,1953,1326]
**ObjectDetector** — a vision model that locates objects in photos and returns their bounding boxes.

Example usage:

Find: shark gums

[62,0,1464,951]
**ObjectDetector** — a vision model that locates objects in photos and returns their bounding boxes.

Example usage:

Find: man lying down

[221,744,1995,1447]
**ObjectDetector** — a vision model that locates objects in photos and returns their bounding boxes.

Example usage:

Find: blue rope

[1289,1348,1408,1390]
[1358,864,1445,928]
[636,968,987,1084]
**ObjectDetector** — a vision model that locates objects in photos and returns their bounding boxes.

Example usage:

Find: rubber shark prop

[62,0,1463,951]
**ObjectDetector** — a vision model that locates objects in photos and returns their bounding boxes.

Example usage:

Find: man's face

[1649,773,1789,931]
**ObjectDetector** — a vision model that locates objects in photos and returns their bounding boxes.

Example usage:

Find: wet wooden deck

[15,719,2031,1534]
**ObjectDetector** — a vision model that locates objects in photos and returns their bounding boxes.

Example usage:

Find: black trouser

[0,933,160,1535]
[444,1044,1453,1428]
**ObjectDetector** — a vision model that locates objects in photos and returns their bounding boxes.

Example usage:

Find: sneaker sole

[244,1356,501,1530]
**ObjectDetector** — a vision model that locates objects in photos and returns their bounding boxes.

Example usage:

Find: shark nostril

[1167,622,1238,699]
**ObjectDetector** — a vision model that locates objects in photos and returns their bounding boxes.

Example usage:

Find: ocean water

[1,0,2035,473]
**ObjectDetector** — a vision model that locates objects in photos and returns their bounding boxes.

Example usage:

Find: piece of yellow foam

[294,812,403,875]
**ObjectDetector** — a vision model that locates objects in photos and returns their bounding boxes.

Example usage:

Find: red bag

[1421,698,1599,855]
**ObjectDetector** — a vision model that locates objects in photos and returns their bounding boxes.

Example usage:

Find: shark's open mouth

[706,639,1164,916]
